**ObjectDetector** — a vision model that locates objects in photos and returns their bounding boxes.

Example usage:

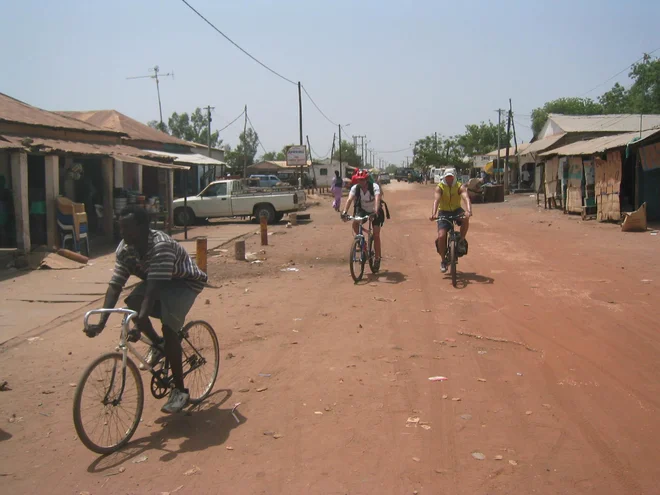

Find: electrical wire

[374,145,413,154]
[217,109,246,133]
[301,84,337,126]
[580,46,660,97]
[179,0,297,86]
[245,114,268,154]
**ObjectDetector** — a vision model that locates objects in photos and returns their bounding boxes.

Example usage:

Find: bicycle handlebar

[343,213,376,221]
[84,308,137,330]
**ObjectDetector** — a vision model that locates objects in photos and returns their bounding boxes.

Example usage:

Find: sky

[1,0,659,167]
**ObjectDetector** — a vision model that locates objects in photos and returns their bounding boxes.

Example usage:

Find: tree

[626,54,660,114]
[260,151,278,161]
[331,141,363,168]
[147,120,169,133]
[225,128,260,174]
[531,97,603,137]
[166,108,222,147]
[457,121,507,157]
[385,164,398,174]
[599,82,629,113]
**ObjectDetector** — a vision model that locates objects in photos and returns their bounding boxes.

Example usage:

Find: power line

[301,84,337,126]
[308,139,332,160]
[217,109,246,133]
[179,0,296,86]
[245,114,268,154]
[374,145,413,154]
[581,46,660,97]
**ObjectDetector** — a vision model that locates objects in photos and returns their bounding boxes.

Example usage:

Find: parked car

[378,173,391,184]
[173,179,306,225]
[249,174,282,188]
[394,167,414,182]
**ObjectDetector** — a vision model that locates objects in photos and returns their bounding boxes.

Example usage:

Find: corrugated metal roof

[59,110,191,146]
[539,128,660,157]
[0,134,188,170]
[146,149,226,166]
[485,142,532,157]
[548,113,660,133]
[520,133,567,155]
[0,93,124,135]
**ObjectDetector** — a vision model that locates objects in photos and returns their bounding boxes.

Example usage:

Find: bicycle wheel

[180,320,220,404]
[449,238,457,287]
[349,238,365,283]
[368,236,379,274]
[73,352,144,455]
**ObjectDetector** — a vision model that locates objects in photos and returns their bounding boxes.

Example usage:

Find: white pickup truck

[173,179,306,225]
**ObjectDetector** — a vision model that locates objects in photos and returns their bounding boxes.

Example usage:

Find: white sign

[286,145,307,166]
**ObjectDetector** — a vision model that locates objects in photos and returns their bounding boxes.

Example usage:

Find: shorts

[437,208,464,231]
[125,280,200,331]
[356,208,385,227]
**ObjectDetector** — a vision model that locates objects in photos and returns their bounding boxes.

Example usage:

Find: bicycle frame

[349,215,374,263]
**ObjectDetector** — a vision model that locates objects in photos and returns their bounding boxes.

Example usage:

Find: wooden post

[101,157,114,241]
[260,213,268,246]
[234,240,246,261]
[44,155,59,248]
[10,152,30,253]
[196,237,207,272]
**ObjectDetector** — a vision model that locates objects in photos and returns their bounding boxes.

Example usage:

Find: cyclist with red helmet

[341,169,384,269]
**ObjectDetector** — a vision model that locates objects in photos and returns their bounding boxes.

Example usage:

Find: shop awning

[539,129,660,157]
[113,154,189,170]
[145,149,226,166]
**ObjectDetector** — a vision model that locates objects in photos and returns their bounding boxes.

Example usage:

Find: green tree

[598,82,629,113]
[260,151,278,161]
[531,97,603,137]
[457,121,507,157]
[385,164,398,174]
[147,120,169,133]
[225,128,260,174]
[162,108,222,147]
[626,54,660,114]
[331,141,363,168]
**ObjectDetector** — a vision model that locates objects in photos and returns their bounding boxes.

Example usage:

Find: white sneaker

[139,346,164,370]
[161,388,189,414]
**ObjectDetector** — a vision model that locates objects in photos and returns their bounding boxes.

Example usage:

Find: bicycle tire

[181,320,220,404]
[449,238,457,287]
[349,238,365,283]
[73,352,144,455]
[368,236,379,274]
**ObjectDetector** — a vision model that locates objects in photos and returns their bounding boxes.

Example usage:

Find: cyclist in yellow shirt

[429,168,472,273]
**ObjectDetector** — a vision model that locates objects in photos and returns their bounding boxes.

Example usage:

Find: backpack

[354,184,391,220]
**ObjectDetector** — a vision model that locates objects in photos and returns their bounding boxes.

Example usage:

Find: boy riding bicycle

[84,205,208,414]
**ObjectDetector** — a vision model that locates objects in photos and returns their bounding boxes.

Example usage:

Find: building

[538,128,660,221]
[60,110,226,196]
[0,93,186,254]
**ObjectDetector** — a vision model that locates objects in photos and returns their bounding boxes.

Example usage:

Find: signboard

[286,145,307,166]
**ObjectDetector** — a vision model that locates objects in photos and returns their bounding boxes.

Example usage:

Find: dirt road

[1,183,659,494]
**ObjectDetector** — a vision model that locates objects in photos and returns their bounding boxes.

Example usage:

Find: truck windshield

[200,182,227,197]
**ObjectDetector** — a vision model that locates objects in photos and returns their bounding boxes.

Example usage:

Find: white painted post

[101,157,114,240]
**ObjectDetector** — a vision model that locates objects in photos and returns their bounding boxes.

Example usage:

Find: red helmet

[351,169,369,184]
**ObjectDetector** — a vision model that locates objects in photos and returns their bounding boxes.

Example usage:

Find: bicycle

[342,213,379,283]
[72,308,220,455]
[433,213,466,287]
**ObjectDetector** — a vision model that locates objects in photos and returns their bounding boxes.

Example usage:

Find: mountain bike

[435,213,466,287]
[72,308,219,454]
[343,213,379,283]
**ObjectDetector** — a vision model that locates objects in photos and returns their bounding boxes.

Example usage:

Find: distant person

[331,170,343,212]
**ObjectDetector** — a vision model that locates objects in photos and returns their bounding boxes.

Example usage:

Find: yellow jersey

[437,181,463,212]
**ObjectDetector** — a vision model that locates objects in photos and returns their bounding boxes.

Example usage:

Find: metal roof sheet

[146,149,226,166]
[520,133,567,155]
[548,113,660,133]
[539,128,660,157]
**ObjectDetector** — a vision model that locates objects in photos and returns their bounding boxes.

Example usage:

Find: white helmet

[443,168,457,179]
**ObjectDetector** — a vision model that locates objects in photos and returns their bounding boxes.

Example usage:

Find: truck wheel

[174,207,196,226]
[254,204,276,224]
[274,212,284,223]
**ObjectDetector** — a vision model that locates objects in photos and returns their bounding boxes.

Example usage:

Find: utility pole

[242,105,248,178]
[298,82,304,185]
[330,133,336,164]
[504,101,512,192]
[361,136,366,168]
[353,136,358,150]
[127,65,174,127]
[435,132,438,156]
[353,135,366,168]
[496,108,504,183]
[338,125,343,180]
[511,100,519,188]
[306,135,317,186]
[204,105,215,187]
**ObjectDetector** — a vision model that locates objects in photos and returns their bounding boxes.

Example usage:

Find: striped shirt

[110,230,208,293]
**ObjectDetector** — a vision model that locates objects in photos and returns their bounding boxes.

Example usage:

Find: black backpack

[354,184,391,219]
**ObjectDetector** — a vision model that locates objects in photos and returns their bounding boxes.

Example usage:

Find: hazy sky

[2,0,659,166]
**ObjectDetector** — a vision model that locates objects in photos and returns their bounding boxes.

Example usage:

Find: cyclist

[341,169,384,269]
[429,168,472,273]
[84,205,208,414]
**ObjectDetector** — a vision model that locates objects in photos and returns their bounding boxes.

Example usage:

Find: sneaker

[373,257,381,271]
[161,388,189,414]
[139,345,164,370]
[441,262,448,273]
